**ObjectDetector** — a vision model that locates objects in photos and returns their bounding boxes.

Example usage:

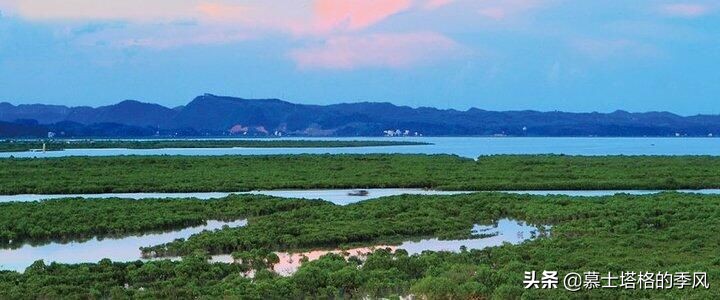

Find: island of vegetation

[0,195,326,247]
[2,154,720,194]
[0,139,430,152]
[0,192,718,298]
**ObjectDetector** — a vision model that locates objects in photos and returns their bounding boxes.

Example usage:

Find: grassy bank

[1,192,719,298]
[2,154,720,194]
[0,139,429,152]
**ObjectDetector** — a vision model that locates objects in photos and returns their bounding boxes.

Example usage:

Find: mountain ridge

[1,94,719,138]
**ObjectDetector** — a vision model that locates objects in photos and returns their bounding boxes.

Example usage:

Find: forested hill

[1,94,719,137]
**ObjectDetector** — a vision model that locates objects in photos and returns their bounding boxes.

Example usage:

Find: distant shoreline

[0,140,430,153]
[3,94,719,138]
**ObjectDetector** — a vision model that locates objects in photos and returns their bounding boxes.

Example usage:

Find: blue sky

[0,0,718,115]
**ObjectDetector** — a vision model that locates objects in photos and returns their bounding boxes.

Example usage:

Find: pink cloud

[197,3,249,22]
[310,0,412,33]
[4,0,554,52]
[289,32,463,69]
[423,0,455,10]
[659,3,713,18]
[477,0,547,20]
[195,0,419,36]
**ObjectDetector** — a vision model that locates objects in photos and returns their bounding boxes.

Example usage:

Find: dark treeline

[1,192,720,298]
[0,195,327,247]
[0,139,428,152]
[2,154,720,194]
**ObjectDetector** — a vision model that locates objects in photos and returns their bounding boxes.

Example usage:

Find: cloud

[2,0,291,49]
[289,32,464,69]
[4,0,428,46]
[8,0,202,22]
[117,31,251,49]
[306,0,413,34]
[197,2,249,22]
[66,22,130,37]
[5,0,454,30]
[477,0,548,20]
[658,3,714,18]
[6,0,413,31]
[65,21,253,49]
[1,0,552,52]
[423,0,455,10]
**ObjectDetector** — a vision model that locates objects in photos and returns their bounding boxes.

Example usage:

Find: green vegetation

[2,154,720,194]
[0,139,429,152]
[0,195,326,247]
[3,154,720,298]
[142,192,514,257]
[1,192,719,298]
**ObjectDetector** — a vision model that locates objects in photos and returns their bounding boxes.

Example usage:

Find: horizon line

[1,93,716,118]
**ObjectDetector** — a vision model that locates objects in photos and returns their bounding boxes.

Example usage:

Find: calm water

[1,217,540,274]
[241,189,469,205]
[4,137,717,273]
[2,137,720,158]
[0,189,470,204]
[502,189,720,196]
[396,218,546,255]
[211,218,545,275]
[3,189,719,204]
[0,219,247,272]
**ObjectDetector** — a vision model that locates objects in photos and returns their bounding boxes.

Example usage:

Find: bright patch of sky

[0,0,718,115]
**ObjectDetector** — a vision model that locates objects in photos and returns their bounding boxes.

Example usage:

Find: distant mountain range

[1,94,719,138]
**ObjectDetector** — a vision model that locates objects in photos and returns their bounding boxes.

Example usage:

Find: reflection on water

[210,248,384,276]
[3,189,720,204]
[1,218,545,275]
[0,192,236,203]
[211,218,547,276]
[0,219,247,272]
[0,189,471,205]
[397,219,546,255]
[3,137,720,158]
[241,189,470,205]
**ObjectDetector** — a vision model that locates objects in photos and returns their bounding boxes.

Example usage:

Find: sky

[0,0,718,115]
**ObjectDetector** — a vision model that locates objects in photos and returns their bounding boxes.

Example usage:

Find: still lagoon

[2,137,720,158]
[0,220,247,272]
[2,188,719,204]
[0,218,545,274]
